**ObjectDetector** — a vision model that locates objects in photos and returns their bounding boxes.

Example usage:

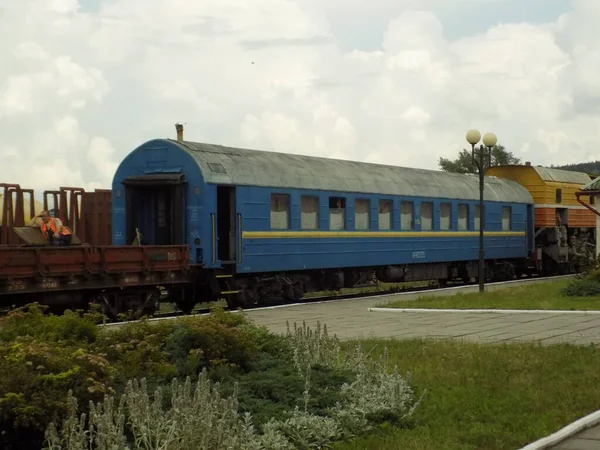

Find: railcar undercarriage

[219,258,536,310]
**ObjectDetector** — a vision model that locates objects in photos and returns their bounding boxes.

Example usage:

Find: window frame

[354,198,371,231]
[300,195,319,230]
[328,196,346,231]
[458,204,468,231]
[269,193,290,230]
[420,202,433,231]
[440,202,452,231]
[378,199,393,231]
[502,206,512,231]
[400,201,414,230]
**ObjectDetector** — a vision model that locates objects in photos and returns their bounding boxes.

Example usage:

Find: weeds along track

[120,273,575,325]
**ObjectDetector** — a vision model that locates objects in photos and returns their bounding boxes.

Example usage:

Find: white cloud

[0,0,600,197]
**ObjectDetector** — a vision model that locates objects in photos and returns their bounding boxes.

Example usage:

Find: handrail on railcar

[575,191,600,217]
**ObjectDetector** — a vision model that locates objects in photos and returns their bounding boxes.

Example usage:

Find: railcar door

[216,186,236,264]
[122,174,186,246]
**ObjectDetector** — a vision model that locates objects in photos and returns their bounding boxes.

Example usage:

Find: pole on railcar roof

[466,129,498,293]
[175,123,184,141]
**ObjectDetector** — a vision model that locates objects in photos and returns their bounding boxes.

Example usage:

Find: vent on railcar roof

[208,163,228,174]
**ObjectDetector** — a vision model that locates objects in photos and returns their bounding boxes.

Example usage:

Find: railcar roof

[581,176,600,192]
[530,166,591,184]
[164,139,534,203]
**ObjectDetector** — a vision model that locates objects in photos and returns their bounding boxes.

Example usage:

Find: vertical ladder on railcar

[215,271,244,310]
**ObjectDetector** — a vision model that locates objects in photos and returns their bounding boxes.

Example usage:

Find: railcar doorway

[216,186,236,263]
[122,174,186,246]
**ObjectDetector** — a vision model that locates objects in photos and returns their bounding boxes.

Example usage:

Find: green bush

[0,337,114,449]
[94,319,178,390]
[0,305,421,450]
[0,304,266,449]
[165,314,259,375]
[562,278,600,297]
[44,321,421,450]
[217,355,356,426]
[0,304,99,345]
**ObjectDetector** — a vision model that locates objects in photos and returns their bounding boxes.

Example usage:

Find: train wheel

[175,287,196,315]
[293,282,304,300]
[225,291,247,310]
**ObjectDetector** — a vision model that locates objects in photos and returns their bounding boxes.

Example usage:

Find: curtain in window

[458,204,468,230]
[440,203,451,230]
[401,202,413,230]
[301,196,319,230]
[502,207,511,231]
[355,199,370,230]
[270,194,289,229]
[379,200,392,230]
[421,202,433,230]
[329,209,345,230]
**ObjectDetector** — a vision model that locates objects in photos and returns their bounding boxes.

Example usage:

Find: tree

[438,145,522,174]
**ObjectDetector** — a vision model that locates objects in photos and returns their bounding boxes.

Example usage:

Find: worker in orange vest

[28,210,72,246]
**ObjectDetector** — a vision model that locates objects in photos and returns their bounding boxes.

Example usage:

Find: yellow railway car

[487,163,595,229]
[487,163,595,272]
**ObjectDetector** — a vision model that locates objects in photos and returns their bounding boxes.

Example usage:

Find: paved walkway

[547,424,600,450]
[245,289,600,346]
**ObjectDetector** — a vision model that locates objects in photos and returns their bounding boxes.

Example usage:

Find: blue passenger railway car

[112,135,535,311]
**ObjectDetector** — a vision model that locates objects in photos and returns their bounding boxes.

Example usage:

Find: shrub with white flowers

[43,320,424,449]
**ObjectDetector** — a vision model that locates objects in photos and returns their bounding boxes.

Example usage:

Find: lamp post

[466,129,498,293]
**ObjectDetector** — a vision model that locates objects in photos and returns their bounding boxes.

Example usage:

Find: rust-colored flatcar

[0,245,189,318]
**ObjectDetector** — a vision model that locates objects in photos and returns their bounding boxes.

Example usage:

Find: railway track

[133,273,575,324]
[155,282,439,319]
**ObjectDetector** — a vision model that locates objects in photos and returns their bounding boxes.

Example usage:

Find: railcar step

[221,290,240,295]
[216,274,233,278]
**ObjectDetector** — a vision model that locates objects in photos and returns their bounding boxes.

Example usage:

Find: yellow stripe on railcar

[243,231,526,239]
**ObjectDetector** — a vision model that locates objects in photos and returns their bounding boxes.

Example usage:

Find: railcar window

[440,203,451,230]
[329,197,346,230]
[420,202,433,231]
[474,205,481,230]
[502,206,511,231]
[355,199,370,230]
[379,200,392,230]
[556,188,562,204]
[458,204,468,230]
[270,194,290,230]
[401,201,414,230]
[301,196,319,230]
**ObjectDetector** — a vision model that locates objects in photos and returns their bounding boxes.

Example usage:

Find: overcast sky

[1,0,597,192]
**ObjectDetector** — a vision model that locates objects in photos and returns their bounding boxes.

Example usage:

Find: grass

[380,279,600,311]
[333,338,600,450]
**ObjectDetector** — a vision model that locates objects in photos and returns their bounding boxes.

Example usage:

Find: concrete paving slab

[551,432,600,449]
[579,426,600,440]
[245,294,600,345]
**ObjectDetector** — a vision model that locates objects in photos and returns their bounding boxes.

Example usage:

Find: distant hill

[550,161,600,177]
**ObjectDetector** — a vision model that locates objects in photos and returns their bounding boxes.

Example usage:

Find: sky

[0,0,598,193]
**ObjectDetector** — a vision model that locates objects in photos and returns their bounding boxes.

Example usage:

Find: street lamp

[466,129,498,293]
